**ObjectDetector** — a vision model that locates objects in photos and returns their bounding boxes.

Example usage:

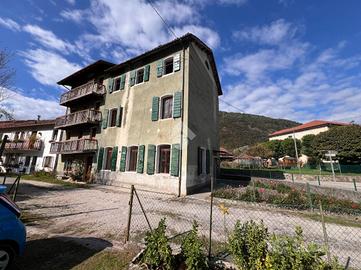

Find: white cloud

[173,25,220,48]
[23,24,75,53]
[20,49,81,86]
[60,9,86,24]
[233,19,296,45]
[66,0,76,5]
[0,17,21,31]
[2,90,64,120]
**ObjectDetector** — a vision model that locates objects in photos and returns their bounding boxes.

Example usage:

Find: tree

[246,143,273,159]
[0,49,15,120]
[264,140,283,159]
[281,138,301,158]
[313,125,361,164]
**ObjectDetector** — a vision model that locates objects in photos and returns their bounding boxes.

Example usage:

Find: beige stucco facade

[269,126,330,141]
[55,35,221,196]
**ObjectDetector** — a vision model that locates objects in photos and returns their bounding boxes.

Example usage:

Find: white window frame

[103,147,113,171]
[108,108,118,128]
[42,156,53,168]
[135,67,145,85]
[163,56,174,76]
[113,76,121,92]
[126,145,139,172]
[159,95,173,120]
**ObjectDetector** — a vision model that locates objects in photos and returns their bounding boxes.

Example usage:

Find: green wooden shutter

[144,64,150,81]
[120,74,126,90]
[156,60,164,77]
[111,146,118,171]
[147,144,156,175]
[151,97,159,121]
[97,147,104,171]
[173,91,182,118]
[137,145,145,173]
[129,70,136,86]
[116,107,123,127]
[206,149,210,174]
[119,146,127,172]
[173,53,181,72]
[108,78,114,93]
[170,144,180,176]
[102,109,109,129]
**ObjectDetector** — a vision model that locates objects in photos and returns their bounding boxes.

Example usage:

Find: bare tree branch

[0,49,15,120]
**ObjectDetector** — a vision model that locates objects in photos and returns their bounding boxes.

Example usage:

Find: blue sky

[1,0,361,123]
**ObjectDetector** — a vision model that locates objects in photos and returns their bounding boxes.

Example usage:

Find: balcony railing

[55,109,102,128]
[5,140,43,151]
[60,81,105,105]
[50,139,98,154]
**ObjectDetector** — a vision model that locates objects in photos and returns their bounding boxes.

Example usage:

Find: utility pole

[292,131,301,174]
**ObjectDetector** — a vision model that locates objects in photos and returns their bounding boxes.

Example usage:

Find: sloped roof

[269,120,350,137]
[0,119,55,131]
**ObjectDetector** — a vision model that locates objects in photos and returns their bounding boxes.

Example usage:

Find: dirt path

[13,180,361,269]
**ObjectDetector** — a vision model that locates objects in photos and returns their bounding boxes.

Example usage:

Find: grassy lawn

[21,173,89,188]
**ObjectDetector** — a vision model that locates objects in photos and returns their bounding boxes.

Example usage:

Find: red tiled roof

[0,119,55,130]
[269,120,350,137]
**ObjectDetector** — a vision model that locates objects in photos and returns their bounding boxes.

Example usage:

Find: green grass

[21,174,89,188]
[72,247,139,270]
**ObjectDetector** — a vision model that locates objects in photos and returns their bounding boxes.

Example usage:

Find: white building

[269,120,350,141]
[0,119,59,174]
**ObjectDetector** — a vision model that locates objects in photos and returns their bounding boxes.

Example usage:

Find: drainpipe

[178,42,186,197]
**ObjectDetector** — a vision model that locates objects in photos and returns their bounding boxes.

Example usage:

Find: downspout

[178,43,186,197]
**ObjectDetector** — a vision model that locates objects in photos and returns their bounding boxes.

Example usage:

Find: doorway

[84,156,93,182]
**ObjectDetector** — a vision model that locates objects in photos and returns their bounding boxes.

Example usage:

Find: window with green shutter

[116,107,123,127]
[137,145,145,173]
[111,146,118,171]
[144,65,150,81]
[120,74,126,90]
[97,147,104,171]
[102,109,109,129]
[119,146,127,172]
[147,144,156,175]
[151,96,159,121]
[173,53,181,71]
[108,78,114,93]
[156,60,164,77]
[173,91,182,118]
[129,70,136,86]
[170,144,180,176]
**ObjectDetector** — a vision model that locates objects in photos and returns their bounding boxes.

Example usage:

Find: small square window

[109,109,117,127]
[114,77,121,91]
[136,68,144,84]
[164,57,173,75]
[161,96,173,119]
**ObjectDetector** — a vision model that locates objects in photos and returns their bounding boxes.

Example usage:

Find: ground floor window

[43,156,53,168]
[104,147,113,170]
[127,146,138,171]
[158,145,171,173]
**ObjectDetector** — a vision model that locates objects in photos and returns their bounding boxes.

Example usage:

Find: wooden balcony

[5,140,43,152]
[55,109,102,129]
[60,81,105,106]
[50,139,98,154]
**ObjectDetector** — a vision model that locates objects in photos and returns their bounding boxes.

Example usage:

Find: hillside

[219,111,300,151]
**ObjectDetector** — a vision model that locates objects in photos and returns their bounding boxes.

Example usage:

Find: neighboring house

[52,33,222,195]
[0,119,58,174]
[269,120,350,141]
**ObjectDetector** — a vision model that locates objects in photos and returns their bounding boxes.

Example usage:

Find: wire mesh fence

[125,172,361,269]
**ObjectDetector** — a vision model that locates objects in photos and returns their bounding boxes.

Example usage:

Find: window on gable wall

[164,57,173,75]
[109,109,117,127]
[113,77,121,91]
[136,68,144,84]
[161,96,173,119]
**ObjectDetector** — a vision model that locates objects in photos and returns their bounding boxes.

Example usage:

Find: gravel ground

[11,179,361,269]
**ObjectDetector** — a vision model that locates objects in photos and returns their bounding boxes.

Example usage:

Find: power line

[146,0,178,39]
[219,98,245,114]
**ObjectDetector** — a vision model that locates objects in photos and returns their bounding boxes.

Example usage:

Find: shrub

[181,221,208,270]
[141,218,174,270]
[228,220,268,270]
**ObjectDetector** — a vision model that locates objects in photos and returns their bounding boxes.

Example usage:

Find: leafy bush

[141,218,174,270]
[181,222,208,270]
[228,220,269,270]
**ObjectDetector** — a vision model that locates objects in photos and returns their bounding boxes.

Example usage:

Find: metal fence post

[317,175,320,186]
[306,183,313,211]
[208,159,216,259]
[319,202,331,263]
[125,185,134,243]
[353,179,358,192]
[2,175,6,185]
[291,173,294,183]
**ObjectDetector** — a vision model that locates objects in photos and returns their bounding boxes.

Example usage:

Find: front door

[83,156,93,182]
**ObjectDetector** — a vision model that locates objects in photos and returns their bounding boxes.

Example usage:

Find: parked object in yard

[0,185,26,270]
